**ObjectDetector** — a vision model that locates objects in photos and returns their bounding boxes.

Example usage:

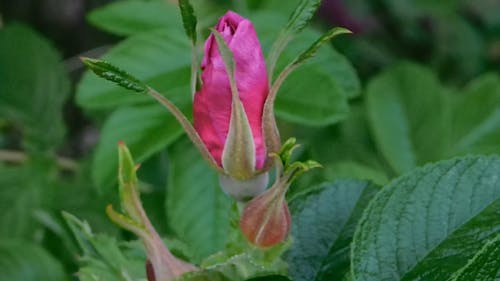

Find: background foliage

[0,0,499,280]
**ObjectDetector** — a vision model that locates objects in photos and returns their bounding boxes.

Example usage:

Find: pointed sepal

[212,29,258,180]
[108,142,197,281]
[239,180,291,248]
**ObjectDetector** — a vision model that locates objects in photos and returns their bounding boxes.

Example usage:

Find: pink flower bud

[193,11,269,174]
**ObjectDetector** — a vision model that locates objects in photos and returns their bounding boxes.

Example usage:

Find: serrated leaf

[449,233,500,281]
[82,57,147,93]
[63,213,146,281]
[179,251,288,281]
[0,24,69,154]
[351,155,500,281]
[0,239,66,281]
[366,62,450,174]
[167,137,232,262]
[87,0,181,36]
[178,0,197,44]
[285,180,379,281]
[76,29,191,109]
[93,104,185,189]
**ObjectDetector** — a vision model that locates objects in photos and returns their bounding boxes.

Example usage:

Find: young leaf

[351,155,500,281]
[267,0,322,76]
[178,0,197,44]
[76,29,191,109]
[178,0,199,97]
[285,180,379,281]
[284,0,323,34]
[292,27,352,66]
[268,27,352,100]
[83,59,220,173]
[81,57,147,93]
[63,212,146,281]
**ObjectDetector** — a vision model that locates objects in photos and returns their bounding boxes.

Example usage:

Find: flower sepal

[107,142,197,281]
[239,138,321,248]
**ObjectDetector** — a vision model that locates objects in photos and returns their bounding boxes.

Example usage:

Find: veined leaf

[449,232,500,281]
[167,137,232,262]
[351,155,500,281]
[63,212,146,281]
[285,180,379,281]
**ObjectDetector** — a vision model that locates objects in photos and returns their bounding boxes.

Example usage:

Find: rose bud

[193,11,278,200]
[239,182,291,248]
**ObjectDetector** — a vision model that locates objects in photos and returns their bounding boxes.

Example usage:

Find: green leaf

[292,27,352,67]
[351,155,500,281]
[0,24,70,154]
[449,233,500,281]
[93,104,185,189]
[267,0,322,74]
[251,12,359,125]
[179,250,288,281]
[82,57,147,93]
[366,62,450,174]
[63,212,146,281]
[274,62,350,126]
[167,137,232,262]
[284,0,322,34]
[285,180,379,281]
[0,165,49,239]
[178,0,198,44]
[76,29,191,109]
[245,275,292,281]
[450,73,500,156]
[87,0,181,36]
[0,239,66,281]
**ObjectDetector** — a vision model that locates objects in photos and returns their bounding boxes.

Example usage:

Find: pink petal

[193,11,269,170]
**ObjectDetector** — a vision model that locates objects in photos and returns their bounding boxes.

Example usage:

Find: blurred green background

[0,0,499,280]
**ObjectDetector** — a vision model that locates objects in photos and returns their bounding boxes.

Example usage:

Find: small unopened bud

[239,183,291,247]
